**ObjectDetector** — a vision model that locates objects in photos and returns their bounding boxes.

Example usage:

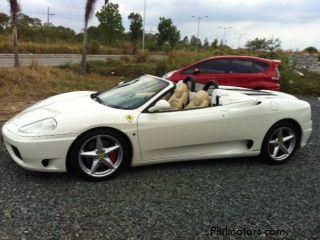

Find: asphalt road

[0,96,319,240]
[0,54,167,67]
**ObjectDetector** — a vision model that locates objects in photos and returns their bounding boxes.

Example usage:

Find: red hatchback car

[164,56,281,91]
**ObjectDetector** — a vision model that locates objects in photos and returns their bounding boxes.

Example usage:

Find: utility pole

[47,7,55,26]
[142,0,147,52]
[191,15,208,53]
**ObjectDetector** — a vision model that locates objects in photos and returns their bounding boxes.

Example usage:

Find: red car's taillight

[271,62,281,82]
[271,76,280,81]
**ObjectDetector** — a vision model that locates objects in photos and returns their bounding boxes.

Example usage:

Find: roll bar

[183,76,196,92]
[203,80,219,91]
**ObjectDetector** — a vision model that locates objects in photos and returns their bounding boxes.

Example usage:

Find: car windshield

[97,75,169,110]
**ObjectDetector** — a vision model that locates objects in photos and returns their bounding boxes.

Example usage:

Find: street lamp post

[142,0,147,52]
[191,15,208,53]
[219,26,232,46]
[235,33,246,49]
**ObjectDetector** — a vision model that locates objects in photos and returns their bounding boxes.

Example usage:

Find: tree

[128,12,142,44]
[8,0,21,67]
[17,13,42,40]
[303,46,318,54]
[17,13,41,28]
[190,35,202,49]
[81,0,97,74]
[0,12,10,32]
[96,3,124,44]
[87,26,100,41]
[211,39,218,49]
[182,36,189,45]
[245,37,281,52]
[157,17,180,49]
[203,38,209,48]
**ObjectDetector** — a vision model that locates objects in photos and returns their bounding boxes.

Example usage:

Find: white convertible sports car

[1,75,312,180]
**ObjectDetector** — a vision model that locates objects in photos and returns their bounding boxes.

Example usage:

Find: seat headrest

[193,90,209,106]
[174,83,188,98]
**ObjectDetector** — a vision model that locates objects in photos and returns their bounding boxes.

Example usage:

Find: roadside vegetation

[0,63,123,121]
[0,49,319,122]
[0,1,319,121]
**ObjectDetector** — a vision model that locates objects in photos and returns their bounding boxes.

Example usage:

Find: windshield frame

[95,75,173,110]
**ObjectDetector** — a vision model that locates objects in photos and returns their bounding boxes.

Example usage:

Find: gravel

[0,96,319,240]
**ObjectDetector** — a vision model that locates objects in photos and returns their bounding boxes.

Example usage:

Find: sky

[0,0,319,50]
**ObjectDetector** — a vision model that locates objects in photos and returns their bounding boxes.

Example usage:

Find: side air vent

[247,140,254,149]
[42,159,49,167]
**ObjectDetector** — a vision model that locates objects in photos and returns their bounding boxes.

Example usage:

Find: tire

[69,129,131,181]
[260,121,300,165]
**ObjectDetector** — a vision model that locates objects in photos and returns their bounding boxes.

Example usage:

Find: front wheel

[260,122,299,164]
[69,129,131,181]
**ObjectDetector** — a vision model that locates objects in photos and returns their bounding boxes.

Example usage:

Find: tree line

[0,3,222,51]
[2,1,225,70]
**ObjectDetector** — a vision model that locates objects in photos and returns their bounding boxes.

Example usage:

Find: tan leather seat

[168,83,189,110]
[185,90,210,109]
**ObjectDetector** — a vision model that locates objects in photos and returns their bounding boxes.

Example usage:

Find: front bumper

[1,124,77,172]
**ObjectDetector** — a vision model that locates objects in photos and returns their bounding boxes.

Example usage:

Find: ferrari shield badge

[126,115,134,123]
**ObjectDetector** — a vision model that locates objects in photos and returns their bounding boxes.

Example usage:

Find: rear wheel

[260,122,299,164]
[69,129,130,181]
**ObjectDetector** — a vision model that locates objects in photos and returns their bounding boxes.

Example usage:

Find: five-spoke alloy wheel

[69,129,131,180]
[261,121,299,164]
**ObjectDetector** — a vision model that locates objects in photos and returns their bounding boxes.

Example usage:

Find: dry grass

[0,63,124,121]
[280,69,320,96]
[0,40,126,55]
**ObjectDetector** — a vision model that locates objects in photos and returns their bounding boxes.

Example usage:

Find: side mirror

[148,100,171,113]
[193,68,200,75]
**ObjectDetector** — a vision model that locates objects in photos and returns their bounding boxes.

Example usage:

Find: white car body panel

[137,107,229,162]
[1,76,312,173]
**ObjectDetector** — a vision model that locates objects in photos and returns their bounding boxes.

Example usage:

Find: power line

[25,10,82,24]
[54,14,82,22]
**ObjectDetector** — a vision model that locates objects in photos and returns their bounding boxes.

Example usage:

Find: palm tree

[81,0,97,74]
[8,0,21,67]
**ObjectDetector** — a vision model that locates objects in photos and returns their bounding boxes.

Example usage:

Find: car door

[137,107,229,162]
[229,59,256,88]
[229,59,271,89]
[194,59,231,85]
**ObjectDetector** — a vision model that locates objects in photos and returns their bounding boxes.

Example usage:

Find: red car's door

[191,59,231,85]
[229,59,270,89]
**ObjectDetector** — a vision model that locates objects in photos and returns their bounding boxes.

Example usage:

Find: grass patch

[280,69,320,96]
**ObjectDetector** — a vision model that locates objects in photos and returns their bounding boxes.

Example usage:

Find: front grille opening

[11,145,22,160]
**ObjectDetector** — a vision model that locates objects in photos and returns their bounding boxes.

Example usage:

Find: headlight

[19,118,58,133]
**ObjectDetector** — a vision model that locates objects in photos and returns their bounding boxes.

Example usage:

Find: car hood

[12,91,106,127]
